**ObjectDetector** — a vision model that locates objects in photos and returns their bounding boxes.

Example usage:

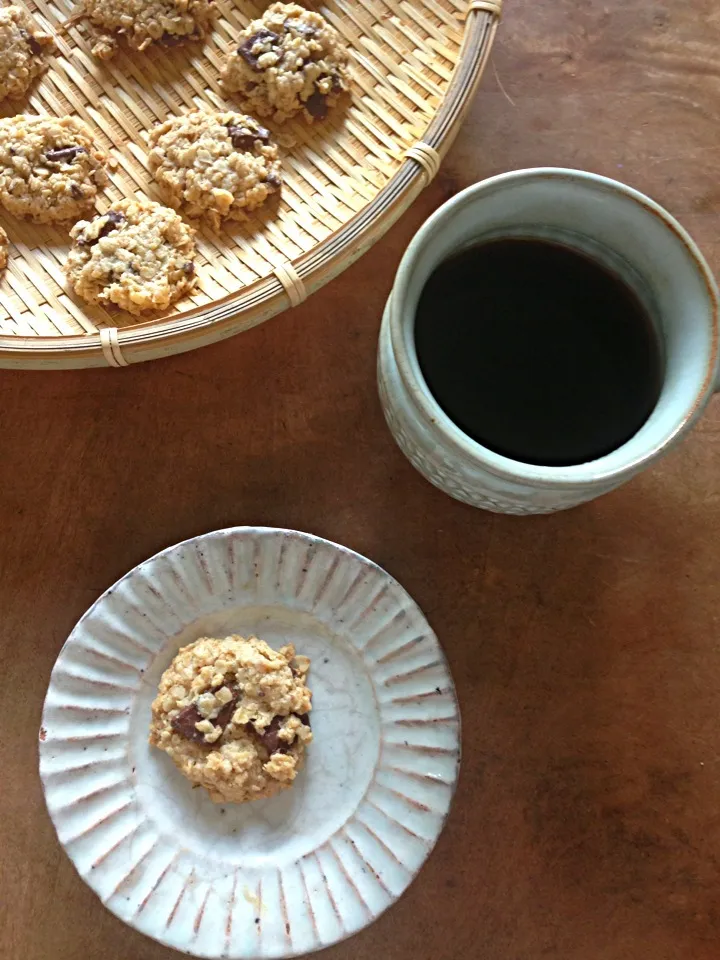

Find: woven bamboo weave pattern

[0,0,499,367]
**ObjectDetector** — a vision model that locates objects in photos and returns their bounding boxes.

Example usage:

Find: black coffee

[414,238,663,467]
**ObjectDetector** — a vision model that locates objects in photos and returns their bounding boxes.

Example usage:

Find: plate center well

[132,604,380,871]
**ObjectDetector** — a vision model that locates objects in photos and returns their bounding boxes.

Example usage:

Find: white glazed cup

[377,168,720,515]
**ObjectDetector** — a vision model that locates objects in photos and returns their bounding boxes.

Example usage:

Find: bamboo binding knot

[99,327,129,368]
[274,262,307,308]
[467,0,503,17]
[405,142,441,184]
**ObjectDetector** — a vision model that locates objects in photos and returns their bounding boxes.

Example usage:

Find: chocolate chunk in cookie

[226,122,270,151]
[305,90,328,121]
[171,704,206,742]
[237,28,279,70]
[76,209,126,246]
[45,145,87,163]
[256,716,286,754]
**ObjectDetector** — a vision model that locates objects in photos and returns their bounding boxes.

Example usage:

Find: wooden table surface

[3,1,720,958]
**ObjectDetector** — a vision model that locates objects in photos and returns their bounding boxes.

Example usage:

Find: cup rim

[389,167,720,488]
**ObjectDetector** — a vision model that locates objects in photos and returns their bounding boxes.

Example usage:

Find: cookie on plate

[65,198,197,314]
[0,226,8,271]
[148,111,282,230]
[81,0,217,59]
[221,2,350,124]
[0,5,55,103]
[0,115,109,223]
[149,635,313,804]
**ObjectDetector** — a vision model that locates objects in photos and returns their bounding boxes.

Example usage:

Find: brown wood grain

[3,1,720,958]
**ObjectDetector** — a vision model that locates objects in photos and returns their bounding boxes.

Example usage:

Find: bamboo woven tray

[0,0,500,368]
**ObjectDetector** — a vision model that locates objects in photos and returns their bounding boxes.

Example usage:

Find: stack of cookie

[0,1,351,315]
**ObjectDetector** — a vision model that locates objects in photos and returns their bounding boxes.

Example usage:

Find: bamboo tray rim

[0,1,501,368]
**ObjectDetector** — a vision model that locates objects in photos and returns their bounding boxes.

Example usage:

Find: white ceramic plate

[39,527,460,959]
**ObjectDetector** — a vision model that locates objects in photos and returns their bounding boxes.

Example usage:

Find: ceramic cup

[377,168,719,515]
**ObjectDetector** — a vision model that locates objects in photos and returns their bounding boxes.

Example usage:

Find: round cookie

[149,635,313,804]
[0,5,55,103]
[81,0,217,59]
[147,111,282,230]
[221,2,350,124]
[0,115,109,223]
[0,226,8,271]
[65,198,197,314]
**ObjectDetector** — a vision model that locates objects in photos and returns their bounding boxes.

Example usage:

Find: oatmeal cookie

[0,5,55,103]
[65,197,197,314]
[81,0,217,59]
[0,115,109,223]
[221,2,350,124]
[148,111,282,230]
[149,635,313,804]
[0,226,8,271]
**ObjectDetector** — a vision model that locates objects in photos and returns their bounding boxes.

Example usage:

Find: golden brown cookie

[0,115,109,223]
[0,5,54,102]
[149,635,312,804]
[65,197,197,314]
[82,0,217,59]
[221,2,350,123]
[148,111,282,230]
